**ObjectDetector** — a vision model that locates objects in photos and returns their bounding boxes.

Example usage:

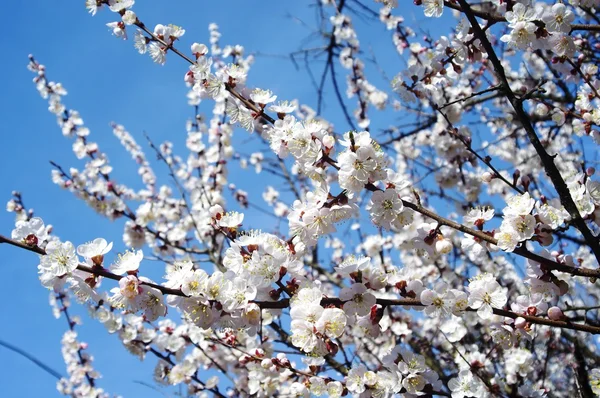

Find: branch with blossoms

[2,230,600,335]
[1,199,107,396]
[9,0,600,397]
[455,0,600,269]
[52,293,105,397]
[34,2,593,282]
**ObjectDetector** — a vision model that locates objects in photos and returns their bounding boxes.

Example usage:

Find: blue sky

[0,1,454,396]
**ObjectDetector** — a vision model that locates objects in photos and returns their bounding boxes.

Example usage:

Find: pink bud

[548,306,564,321]
[238,356,248,365]
[514,317,527,329]
[322,135,335,149]
[587,167,596,176]
[184,71,194,84]
[420,289,435,304]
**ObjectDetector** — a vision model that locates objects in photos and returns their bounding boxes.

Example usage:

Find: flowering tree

[4,0,600,396]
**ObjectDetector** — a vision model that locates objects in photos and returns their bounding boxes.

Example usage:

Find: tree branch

[457,0,600,267]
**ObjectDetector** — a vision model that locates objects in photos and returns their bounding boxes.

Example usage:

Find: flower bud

[535,103,549,116]
[25,234,38,247]
[279,266,287,279]
[322,135,335,149]
[552,111,566,126]
[587,167,596,176]
[521,175,530,189]
[364,371,378,386]
[481,171,494,183]
[269,289,281,300]
[184,70,194,84]
[122,10,137,25]
[261,359,272,369]
[547,306,564,321]
[420,289,435,304]
[370,304,384,324]
[191,43,208,58]
[238,355,251,364]
[325,339,339,356]
[276,353,290,367]
[435,238,453,255]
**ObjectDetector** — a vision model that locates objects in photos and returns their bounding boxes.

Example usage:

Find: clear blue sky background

[0,1,451,396]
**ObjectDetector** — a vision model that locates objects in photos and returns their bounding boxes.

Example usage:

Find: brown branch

[573,339,595,398]
[57,293,96,388]
[392,197,600,278]
[0,339,63,380]
[133,21,276,125]
[443,1,600,32]
[434,106,524,195]
[0,234,45,255]
[110,5,599,279]
[147,347,227,398]
[457,0,600,267]
[0,234,188,297]
[254,297,600,334]
[438,85,501,110]
[329,55,358,130]
[4,233,600,337]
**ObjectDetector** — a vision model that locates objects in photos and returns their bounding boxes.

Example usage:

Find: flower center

[483,292,492,305]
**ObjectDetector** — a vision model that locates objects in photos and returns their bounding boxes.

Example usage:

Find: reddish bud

[269,289,281,301]
[474,219,485,230]
[91,255,104,267]
[325,339,339,356]
[279,266,287,279]
[25,234,38,247]
[395,280,407,290]
[370,305,384,324]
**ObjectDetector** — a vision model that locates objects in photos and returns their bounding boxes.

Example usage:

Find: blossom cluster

[9,0,600,397]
